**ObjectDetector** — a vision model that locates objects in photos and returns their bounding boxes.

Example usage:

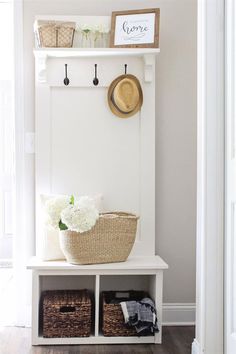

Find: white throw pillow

[38,193,103,261]
[39,226,65,261]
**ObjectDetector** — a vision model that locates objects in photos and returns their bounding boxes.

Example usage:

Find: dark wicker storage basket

[102,290,148,337]
[42,289,92,338]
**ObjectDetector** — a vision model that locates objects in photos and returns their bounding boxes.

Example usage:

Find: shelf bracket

[35,53,47,83]
[143,54,155,83]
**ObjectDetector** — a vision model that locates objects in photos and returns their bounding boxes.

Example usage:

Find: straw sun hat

[108,74,143,118]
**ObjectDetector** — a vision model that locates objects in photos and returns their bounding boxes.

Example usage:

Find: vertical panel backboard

[35,54,156,257]
[50,87,140,212]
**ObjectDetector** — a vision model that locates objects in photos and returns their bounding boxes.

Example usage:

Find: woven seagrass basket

[35,20,75,48]
[102,290,148,337]
[42,289,92,338]
[59,212,138,265]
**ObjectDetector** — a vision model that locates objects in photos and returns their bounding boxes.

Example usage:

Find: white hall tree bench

[27,256,168,345]
[30,15,168,346]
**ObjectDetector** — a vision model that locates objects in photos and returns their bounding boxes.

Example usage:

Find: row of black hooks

[63,63,128,86]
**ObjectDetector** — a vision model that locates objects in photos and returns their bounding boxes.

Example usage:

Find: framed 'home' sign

[110,8,160,48]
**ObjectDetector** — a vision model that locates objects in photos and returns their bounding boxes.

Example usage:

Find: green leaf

[59,220,68,231]
[70,195,74,205]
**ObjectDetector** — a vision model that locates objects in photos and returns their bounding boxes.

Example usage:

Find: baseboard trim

[162,303,196,326]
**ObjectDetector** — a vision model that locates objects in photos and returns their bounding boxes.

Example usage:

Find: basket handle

[100,212,139,220]
[115,291,130,299]
[60,306,76,313]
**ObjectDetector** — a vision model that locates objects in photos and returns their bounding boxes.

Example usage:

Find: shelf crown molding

[34,48,159,84]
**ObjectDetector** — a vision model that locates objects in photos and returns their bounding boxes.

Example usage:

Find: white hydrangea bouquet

[45,195,99,233]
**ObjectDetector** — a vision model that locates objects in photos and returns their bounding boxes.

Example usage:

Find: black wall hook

[124,64,128,75]
[93,64,99,86]
[64,64,70,86]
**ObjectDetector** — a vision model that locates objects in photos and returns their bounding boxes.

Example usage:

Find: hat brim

[107,74,143,118]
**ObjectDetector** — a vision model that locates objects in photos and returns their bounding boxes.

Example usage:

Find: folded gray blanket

[120,297,159,335]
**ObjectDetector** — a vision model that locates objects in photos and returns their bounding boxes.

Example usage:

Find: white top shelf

[27,256,168,271]
[34,47,160,59]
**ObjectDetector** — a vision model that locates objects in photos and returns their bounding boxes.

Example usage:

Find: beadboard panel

[50,87,140,214]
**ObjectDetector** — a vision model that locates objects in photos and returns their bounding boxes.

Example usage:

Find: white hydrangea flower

[45,196,70,229]
[94,24,110,33]
[78,196,96,209]
[61,200,99,233]
[80,24,92,33]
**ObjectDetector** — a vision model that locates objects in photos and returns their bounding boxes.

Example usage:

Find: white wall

[23,0,197,304]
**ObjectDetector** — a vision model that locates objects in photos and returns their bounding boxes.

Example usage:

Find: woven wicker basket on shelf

[34,20,75,47]
[59,212,138,265]
[42,289,92,338]
[102,290,148,337]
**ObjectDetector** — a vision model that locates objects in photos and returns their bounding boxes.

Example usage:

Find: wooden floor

[0,326,195,354]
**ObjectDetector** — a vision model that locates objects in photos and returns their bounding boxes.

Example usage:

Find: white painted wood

[27,256,168,271]
[33,35,165,346]
[140,54,155,252]
[148,274,159,343]
[35,85,51,259]
[192,339,201,354]
[34,49,158,84]
[95,275,100,337]
[193,0,224,353]
[50,87,141,235]
[154,271,163,344]
[34,48,160,58]
[28,258,167,345]
[35,52,47,83]
[33,335,155,345]
[47,58,142,87]
[143,54,155,82]
[13,0,34,327]
[32,269,158,276]
[225,1,236,353]
[35,51,158,258]
[0,81,14,242]
[194,1,206,350]
[34,49,158,85]
[31,270,40,345]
